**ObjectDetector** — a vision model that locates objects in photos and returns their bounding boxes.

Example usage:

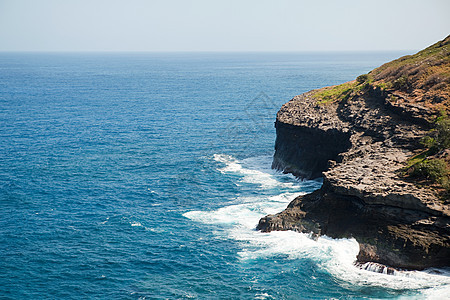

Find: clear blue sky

[0,0,449,52]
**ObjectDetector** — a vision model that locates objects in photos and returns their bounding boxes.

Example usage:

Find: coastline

[257,36,450,270]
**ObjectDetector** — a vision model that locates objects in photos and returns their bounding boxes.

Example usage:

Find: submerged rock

[258,36,450,270]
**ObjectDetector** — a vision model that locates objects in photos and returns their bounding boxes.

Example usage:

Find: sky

[0,0,449,52]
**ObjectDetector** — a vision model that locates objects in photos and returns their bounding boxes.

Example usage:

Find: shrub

[392,75,410,91]
[441,176,450,192]
[376,82,392,90]
[435,118,450,149]
[356,74,370,84]
[411,159,447,181]
[389,94,398,102]
[418,116,449,152]
[420,136,436,148]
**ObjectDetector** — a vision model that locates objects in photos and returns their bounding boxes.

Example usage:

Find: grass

[313,81,362,105]
[371,36,450,79]
[313,82,356,105]
[313,35,449,112]
[368,35,450,114]
[406,150,432,168]
[313,73,376,105]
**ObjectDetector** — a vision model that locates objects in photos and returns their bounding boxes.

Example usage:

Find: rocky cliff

[258,36,450,270]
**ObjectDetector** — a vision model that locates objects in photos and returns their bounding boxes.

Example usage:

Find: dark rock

[258,82,450,270]
[272,121,351,179]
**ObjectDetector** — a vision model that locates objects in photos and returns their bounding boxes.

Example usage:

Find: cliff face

[258,36,450,270]
[272,120,351,179]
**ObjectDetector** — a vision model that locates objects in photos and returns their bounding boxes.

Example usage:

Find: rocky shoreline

[257,37,450,270]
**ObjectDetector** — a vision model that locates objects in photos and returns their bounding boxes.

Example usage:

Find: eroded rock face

[258,86,450,270]
[271,122,351,179]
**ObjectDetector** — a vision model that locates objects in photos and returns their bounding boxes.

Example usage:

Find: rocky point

[257,35,450,270]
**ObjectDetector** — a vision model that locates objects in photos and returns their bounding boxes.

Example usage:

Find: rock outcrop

[258,36,450,270]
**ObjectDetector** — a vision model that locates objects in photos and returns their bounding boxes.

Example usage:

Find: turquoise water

[1,52,449,299]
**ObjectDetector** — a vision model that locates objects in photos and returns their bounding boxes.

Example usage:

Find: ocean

[1,52,449,299]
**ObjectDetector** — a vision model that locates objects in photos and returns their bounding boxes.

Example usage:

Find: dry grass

[369,35,450,114]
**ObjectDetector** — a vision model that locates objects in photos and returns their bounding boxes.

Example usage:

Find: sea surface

[1,52,449,299]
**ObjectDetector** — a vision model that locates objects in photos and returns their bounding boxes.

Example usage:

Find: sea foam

[184,154,450,298]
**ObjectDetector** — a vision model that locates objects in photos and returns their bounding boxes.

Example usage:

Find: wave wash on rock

[258,35,450,270]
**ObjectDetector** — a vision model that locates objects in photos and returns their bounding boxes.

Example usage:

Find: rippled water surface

[1,52,449,299]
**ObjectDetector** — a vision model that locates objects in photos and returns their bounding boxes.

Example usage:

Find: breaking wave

[184,154,450,299]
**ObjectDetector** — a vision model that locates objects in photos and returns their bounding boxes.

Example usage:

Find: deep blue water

[1,52,449,299]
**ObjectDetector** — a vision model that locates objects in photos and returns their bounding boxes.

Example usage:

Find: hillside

[258,35,450,270]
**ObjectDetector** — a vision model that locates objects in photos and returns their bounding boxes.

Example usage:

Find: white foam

[254,292,272,299]
[186,154,450,297]
[213,154,318,190]
[184,191,304,228]
[213,154,280,188]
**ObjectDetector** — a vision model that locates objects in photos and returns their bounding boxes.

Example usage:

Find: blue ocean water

[1,52,449,299]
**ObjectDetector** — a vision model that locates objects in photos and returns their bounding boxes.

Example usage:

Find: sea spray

[185,154,450,298]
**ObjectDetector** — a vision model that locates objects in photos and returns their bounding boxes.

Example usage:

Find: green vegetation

[435,118,450,149]
[418,117,450,153]
[313,82,356,105]
[406,149,433,168]
[314,36,449,113]
[372,36,450,80]
[406,116,450,194]
[411,159,447,182]
[314,73,374,105]
[392,75,410,91]
[356,74,370,84]
[388,94,398,103]
[421,136,436,149]
[374,81,392,90]
[355,73,374,90]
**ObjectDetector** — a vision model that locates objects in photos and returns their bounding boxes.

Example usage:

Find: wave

[212,153,322,190]
[184,154,450,298]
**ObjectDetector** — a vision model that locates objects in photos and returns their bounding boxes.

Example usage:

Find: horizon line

[0,49,415,54]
